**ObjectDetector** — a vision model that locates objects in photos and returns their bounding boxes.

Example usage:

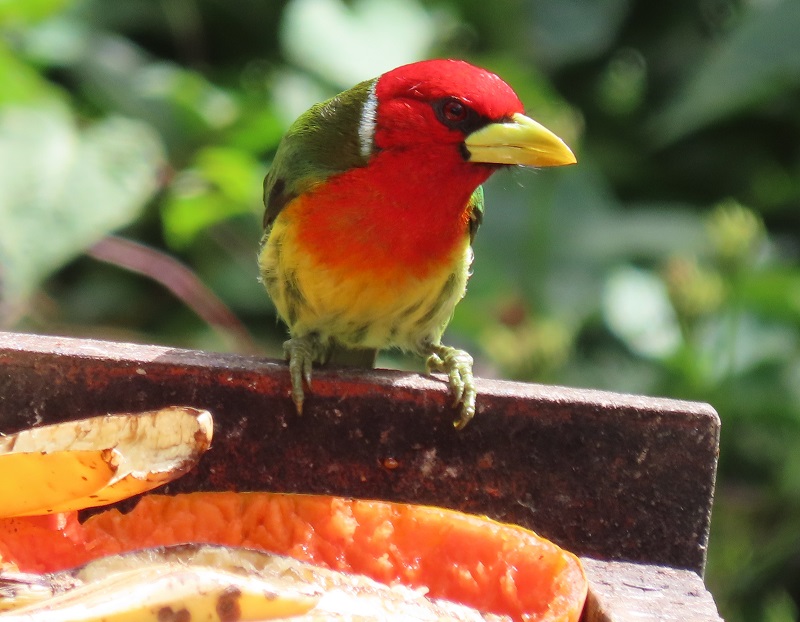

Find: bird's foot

[283,334,328,415]
[425,344,476,430]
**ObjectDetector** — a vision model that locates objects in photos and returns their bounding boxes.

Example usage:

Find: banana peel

[0,565,317,621]
[0,407,213,517]
[0,450,118,520]
[0,544,500,621]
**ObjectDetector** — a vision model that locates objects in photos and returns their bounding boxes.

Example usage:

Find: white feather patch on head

[358,80,378,159]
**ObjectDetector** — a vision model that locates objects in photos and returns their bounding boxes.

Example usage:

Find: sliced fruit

[0,450,118,519]
[0,513,87,574]
[64,406,213,510]
[0,544,504,620]
[0,560,317,621]
[0,492,586,621]
[0,407,213,516]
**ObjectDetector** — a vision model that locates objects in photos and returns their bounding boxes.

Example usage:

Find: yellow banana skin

[0,449,118,518]
[0,565,318,621]
[0,407,212,517]
[0,544,497,621]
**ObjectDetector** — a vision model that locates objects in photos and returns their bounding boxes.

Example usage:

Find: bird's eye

[433,97,480,132]
[442,99,468,122]
[433,97,488,135]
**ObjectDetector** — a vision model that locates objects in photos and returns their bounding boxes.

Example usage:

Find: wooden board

[0,331,723,620]
[582,558,723,621]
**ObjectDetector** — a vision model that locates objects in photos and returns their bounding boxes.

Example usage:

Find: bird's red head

[372,59,525,158]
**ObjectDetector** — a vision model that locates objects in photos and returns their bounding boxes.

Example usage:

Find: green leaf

[0,42,65,105]
[736,268,800,325]
[195,147,263,204]
[226,105,286,154]
[0,105,165,306]
[161,147,263,249]
[0,0,69,25]
[652,1,800,144]
[25,25,240,150]
[602,265,682,360]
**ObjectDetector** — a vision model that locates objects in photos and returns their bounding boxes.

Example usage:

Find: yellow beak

[464,112,577,168]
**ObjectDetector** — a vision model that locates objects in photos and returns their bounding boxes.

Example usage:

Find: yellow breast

[259,211,472,353]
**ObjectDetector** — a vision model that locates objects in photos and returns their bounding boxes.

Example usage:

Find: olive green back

[262,78,375,229]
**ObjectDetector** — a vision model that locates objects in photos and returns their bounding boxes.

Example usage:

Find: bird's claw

[283,335,327,415]
[426,345,477,429]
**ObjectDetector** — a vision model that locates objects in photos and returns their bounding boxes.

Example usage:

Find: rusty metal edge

[0,330,721,422]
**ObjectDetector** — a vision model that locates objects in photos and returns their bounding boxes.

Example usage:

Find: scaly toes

[426,345,477,429]
[284,340,306,415]
[454,377,477,430]
[425,352,444,374]
[284,335,326,415]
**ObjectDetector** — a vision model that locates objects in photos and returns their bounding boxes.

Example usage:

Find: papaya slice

[0,492,587,621]
[0,513,88,575]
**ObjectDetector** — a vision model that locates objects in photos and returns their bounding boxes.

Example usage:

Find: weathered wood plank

[0,331,719,575]
[581,558,723,621]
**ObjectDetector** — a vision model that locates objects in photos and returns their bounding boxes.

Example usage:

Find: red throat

[293,148,494,282]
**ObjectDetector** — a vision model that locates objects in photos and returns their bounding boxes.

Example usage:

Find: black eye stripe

[432,97,491,135]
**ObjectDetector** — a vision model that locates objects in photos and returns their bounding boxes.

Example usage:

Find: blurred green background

[1,0,799,619]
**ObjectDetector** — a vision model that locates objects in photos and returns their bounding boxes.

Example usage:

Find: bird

[259,59,576,429]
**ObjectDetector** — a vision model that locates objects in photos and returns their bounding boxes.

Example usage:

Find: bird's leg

[425,343,477,429]
[283,333,329,415]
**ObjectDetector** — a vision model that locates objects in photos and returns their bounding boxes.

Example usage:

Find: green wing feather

[468,185,485,244]
[263,78,376,229]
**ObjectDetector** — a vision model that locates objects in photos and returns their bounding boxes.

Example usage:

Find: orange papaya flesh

[0,492,587,622]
